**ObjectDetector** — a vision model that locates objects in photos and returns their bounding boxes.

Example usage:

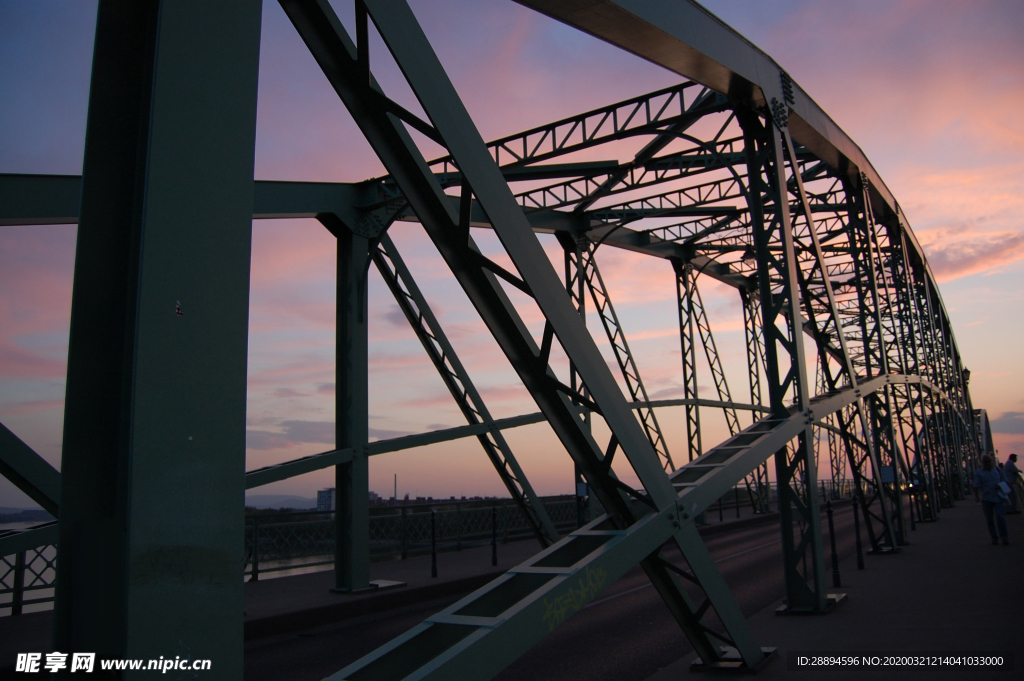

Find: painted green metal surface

[335,229,371,591]
[0,422,61,515]
[52,1,263,676]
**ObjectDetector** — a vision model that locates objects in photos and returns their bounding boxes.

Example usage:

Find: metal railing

[243,496,581,580]
[1,482,865,614]
[0,527,57,617]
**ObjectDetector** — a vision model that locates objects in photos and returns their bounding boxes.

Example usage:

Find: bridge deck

[649,502,1021,681]
[5,501,1012,678]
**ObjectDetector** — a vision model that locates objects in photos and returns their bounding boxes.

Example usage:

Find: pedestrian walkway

[646,502,1023,680]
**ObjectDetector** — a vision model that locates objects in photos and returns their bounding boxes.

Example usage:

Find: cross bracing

[0,0,983,677]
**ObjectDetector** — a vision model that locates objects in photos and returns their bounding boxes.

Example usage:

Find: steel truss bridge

[0,0,985,678]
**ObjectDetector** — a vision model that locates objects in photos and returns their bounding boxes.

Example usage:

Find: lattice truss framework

[0,0,982,677]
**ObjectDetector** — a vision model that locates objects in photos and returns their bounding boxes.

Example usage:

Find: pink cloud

[917,227,1024,281]
[400,382,534,411]
[0,339,67,379]
[0,399,64,418]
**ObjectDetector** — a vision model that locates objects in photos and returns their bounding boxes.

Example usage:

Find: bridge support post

[560,235,599,526]
[740,289,773,513]
[333,227,371,592]
[53,0,262,672]
[676,261,703,463]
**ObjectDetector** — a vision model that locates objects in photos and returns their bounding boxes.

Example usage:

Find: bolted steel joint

[770,97,789,128]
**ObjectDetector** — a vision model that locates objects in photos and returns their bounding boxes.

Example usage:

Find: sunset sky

[1,0,1022,509]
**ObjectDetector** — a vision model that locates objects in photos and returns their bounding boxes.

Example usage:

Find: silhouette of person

[1005,453,1021,514]
[973,455,1009,545]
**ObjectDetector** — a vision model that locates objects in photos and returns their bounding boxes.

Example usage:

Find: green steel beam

[52,1,262,673]
[739,107,828,614]
[779,127,898,554]
[243,399,774,492]
[334,227,372,591]
[0,522,59,558]
[517,0,975,423]
[244,413,547,490]
[0,175,364,225]
[676,262,702,463]
[0,174,81,226]
[0,422,61,516]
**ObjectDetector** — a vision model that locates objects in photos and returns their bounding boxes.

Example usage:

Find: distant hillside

[244,494,317,510]
[0,508,56,524]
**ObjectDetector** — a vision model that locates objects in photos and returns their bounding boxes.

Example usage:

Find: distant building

[318,487,383,510]
[317,488,335,512]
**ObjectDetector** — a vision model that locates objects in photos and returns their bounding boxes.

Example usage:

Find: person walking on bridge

[973,455,1009,545]
[1005,453,1021,514]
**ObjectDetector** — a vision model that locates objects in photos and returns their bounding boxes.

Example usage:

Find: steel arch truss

[0,0,983,678]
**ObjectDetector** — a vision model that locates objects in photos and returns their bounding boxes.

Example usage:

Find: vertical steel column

[335,228,371,591]
[906,270,950,506]
[54,0,262,671]
[884,224,938,521]
[739,107,828,613]
[675,261,702,462]
[957,363,981,471]
[689,271,741,437]
[781,129,898,556]
[900,263,943,515]
[740,289,772,512]
[945,332,976,484]
[559,234,599,524]
[933,320,964,494]
[740,289,764,421]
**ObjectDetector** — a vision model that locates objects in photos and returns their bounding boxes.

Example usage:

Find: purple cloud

[991,412,1024,435]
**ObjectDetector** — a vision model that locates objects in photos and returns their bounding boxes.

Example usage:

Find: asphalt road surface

[245,503,866,681]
